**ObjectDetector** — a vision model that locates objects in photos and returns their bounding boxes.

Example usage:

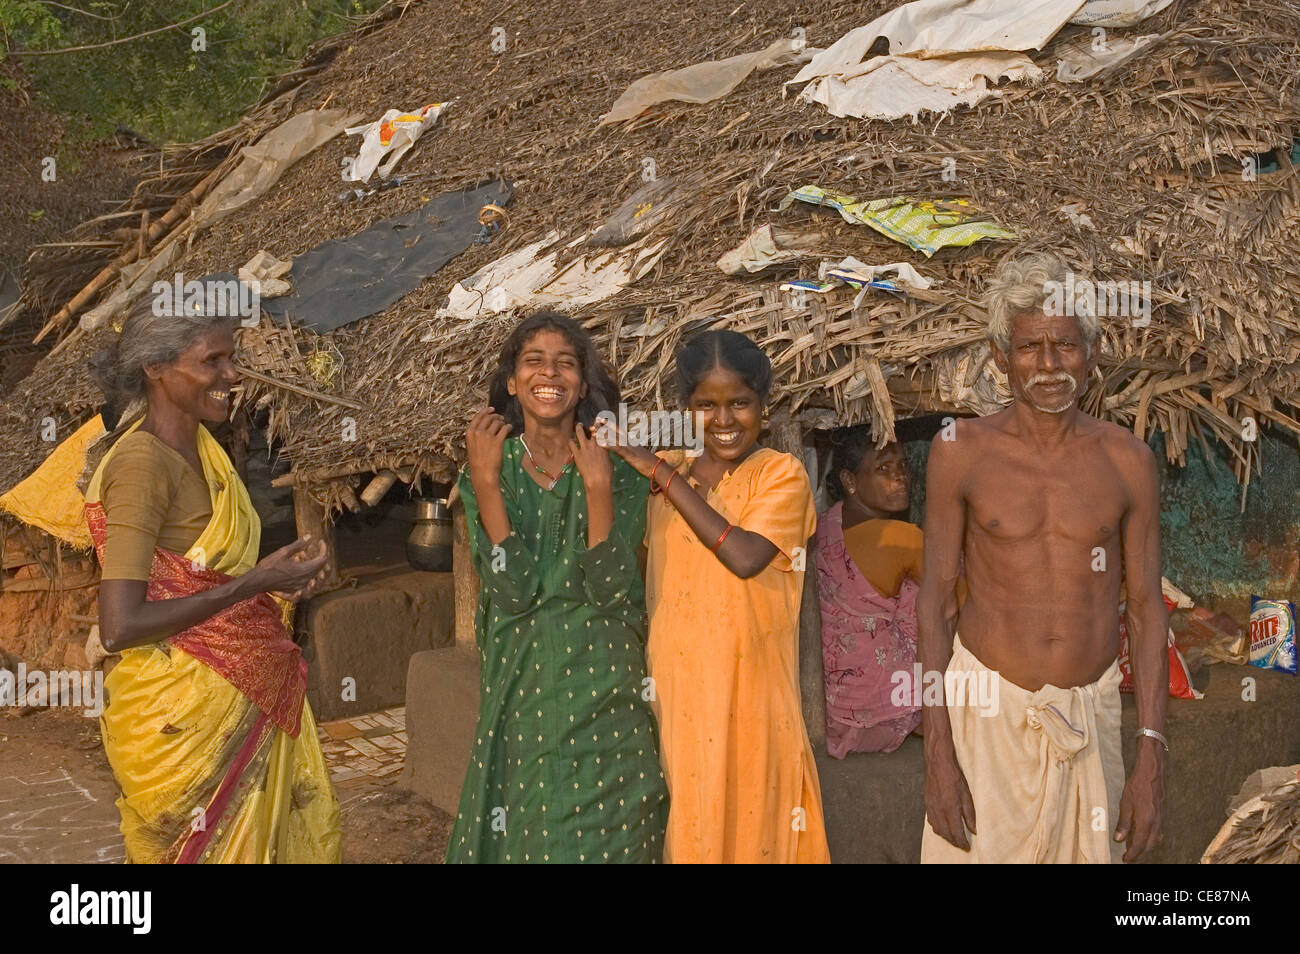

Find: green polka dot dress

[445,438,668,863]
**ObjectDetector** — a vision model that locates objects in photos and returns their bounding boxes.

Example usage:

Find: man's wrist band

[1136,727,1169,752]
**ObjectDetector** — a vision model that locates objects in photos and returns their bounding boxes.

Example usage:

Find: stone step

[304,570,455,722]
[398,645,480,816]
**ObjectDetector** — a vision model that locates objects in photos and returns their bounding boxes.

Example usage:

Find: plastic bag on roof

[599,37,816,126]
[343,102,450,183]
[777,186,1016,258]
[1069,0,1174,28]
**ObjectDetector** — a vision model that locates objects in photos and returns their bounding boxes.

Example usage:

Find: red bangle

[650,459,677,495]
[710,524,734,553]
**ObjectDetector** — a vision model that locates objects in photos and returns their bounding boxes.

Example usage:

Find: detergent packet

[1248,596,1298,675]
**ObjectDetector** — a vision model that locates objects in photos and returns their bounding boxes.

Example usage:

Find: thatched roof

[3,0,1300,514]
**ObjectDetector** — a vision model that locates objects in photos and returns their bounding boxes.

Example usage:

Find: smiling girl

[446,311,668,864]
[609,329,829,863]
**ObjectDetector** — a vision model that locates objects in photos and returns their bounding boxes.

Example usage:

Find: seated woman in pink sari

[817,426,923,757]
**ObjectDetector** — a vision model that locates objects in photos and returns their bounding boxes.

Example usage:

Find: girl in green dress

[446,311,669,863]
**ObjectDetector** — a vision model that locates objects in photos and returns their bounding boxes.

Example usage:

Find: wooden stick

[233,364,365,410]
[31,241,123,249]
[360,471,399,507]
[33,162,226,344]
[136,209,149,261]
[292,485,341,589]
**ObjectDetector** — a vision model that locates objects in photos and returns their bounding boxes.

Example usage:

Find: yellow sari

[85,420,340,864]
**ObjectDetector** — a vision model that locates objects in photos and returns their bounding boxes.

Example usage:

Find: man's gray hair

[983,251,1101,355]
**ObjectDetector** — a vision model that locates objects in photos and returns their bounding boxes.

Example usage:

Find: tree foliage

[1,0,385,142]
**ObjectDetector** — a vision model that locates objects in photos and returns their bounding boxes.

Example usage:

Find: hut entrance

[251,429,458,725]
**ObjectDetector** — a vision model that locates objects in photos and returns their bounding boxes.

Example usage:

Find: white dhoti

[921,634,1124,864]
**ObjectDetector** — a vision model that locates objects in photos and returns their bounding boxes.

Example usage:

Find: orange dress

[645,447,830,863]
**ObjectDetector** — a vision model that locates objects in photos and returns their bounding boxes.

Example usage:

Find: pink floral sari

[816,501,921,756]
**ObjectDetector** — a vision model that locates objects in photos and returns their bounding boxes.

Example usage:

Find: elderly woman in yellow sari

[80,296,340,864]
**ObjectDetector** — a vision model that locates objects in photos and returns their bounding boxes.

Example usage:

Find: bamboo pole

[33,162,226,344]
[769,414,825,748]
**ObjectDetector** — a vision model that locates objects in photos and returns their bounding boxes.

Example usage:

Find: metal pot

[406,498,453,572]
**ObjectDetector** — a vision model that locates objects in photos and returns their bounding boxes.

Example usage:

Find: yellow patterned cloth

[0,414,105,548]
[778,186,1016,258]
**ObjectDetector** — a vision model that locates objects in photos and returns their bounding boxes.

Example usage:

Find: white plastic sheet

[791,0,1172,122]
[1069,0,1174,27]
[193,108,361,229]
[599,37,816,125]
[716,223,834,274]
[429,231,669,325]
[803,51,1041,121]
[1055,33,1159,82]
[819,256,934,290]
[792,0,1086,83]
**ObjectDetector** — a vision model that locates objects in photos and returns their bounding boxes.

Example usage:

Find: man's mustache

[1026,372,1077,391]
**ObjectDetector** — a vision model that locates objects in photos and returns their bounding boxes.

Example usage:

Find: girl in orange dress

[607,330,829,863]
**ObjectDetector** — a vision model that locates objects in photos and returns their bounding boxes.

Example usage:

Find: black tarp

[260,177,513,333]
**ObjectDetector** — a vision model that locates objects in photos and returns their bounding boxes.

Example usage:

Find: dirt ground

[0,704,453,864]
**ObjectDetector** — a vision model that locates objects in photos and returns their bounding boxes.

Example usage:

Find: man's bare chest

[964,451,1127,547]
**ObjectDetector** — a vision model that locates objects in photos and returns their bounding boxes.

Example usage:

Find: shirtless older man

[919,252,1167,864]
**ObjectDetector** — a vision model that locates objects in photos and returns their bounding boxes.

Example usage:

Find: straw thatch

[1203,771,1300,863]
[3,0,1300,515]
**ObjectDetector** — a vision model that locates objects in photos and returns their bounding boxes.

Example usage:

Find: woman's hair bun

[88,345,120,397]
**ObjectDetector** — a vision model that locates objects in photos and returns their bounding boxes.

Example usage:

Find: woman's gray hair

[983,251,1100,355]
[78,295,238,492]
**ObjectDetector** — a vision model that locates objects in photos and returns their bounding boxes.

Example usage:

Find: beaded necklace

[519,435,572,491]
